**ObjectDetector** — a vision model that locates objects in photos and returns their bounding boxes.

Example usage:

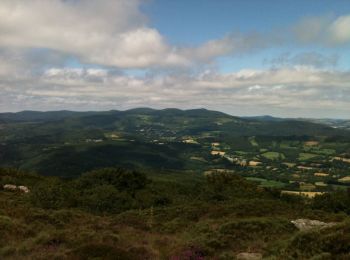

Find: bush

[30,179,76,209]
[267,221,350,259]
[312,191,350,214]
[219,217,295,239]
[202,172,260,201]
[79,185,135,213]
[76,167,149,197]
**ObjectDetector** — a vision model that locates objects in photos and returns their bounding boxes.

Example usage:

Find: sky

[0,0,350,118]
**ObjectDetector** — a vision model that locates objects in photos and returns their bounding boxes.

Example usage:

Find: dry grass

[281,190,325,198]
[304,141,319,146]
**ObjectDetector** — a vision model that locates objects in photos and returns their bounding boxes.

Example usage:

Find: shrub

[76,167,149,197]
[312,191,350,214]
[79,185,135,213]
[30,179,76,209]
[268,221,350,259]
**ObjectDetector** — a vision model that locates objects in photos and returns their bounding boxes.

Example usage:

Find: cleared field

[304,141,319,146]
[281,190,324,198]
[261,151,285,160]
[215,117,235,124]
[211,151,225,156]
[283,162,296,167]
[315,182,327,187]
[183,139,199,144]
[300,183,316,191]
[190,156,207,162]
[246,177,286,188]
[249,137,259,147]
[333,157,350,163]
[338,176,350,183]
[298,153,318,161]
[315,148,336,155]
[104,132,122,140]
[248,161,262,166]
[235,151,249,155]
[314,172,329,177]
[280,143,291,148]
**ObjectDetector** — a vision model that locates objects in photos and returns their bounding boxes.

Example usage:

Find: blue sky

[144,0,350,43]
[0,0,349,118]
[144,0,350,72]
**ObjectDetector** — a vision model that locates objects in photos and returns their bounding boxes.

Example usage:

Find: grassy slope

[1,170,350,259]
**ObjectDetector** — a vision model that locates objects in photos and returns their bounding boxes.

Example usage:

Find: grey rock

[291,219,337,231]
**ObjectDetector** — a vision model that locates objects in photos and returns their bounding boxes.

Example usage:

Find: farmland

[0,108,349,193]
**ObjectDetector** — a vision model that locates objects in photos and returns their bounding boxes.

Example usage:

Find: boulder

[3,184,30,193]
[18,186,30,193]
[291,219,337,231]
[3,184,17,191]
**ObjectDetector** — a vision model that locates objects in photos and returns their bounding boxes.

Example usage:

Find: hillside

[1,167,350,259]
[1,109,350,190]
[0,109,350,258]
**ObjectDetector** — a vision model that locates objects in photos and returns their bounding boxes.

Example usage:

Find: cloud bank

[0,0,349,118]
[1,66,349,118]
[0,0,262,69]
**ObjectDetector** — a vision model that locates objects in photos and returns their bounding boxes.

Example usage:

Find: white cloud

[1,1,348,71]
[0,1,349,118]
[1,66,349,118]
[266,52,339,68]
[0,0,184,68]
[294,14,350,45]
[328,15,350,44]
[0,0,255,69]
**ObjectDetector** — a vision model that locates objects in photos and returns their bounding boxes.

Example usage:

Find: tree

[76,167,149,197]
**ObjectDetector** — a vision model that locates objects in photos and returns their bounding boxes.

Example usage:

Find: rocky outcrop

[3,184,17,191]
[291,219,337,231]
[18,185,30,193]
[3,184,30,193]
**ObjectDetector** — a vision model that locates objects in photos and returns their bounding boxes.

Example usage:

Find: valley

[1,108,349,195]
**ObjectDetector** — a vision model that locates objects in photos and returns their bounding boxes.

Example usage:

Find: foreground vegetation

[1,167,350,259]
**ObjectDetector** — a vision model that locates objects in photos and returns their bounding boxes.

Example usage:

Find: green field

[245,177,286,188]
[315,148,336,155]
[235,150,249,155]
[298,153,319,161]
[261,151,285,160]
[249,137,259,146]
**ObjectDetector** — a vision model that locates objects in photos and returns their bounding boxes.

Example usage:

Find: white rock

[291,219,337,231]
[3,184,17,191]
[18,186,30,193]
